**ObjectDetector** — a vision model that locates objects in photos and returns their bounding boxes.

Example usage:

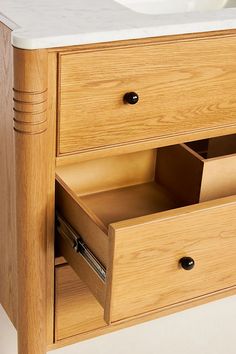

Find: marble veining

[0,0,236,49]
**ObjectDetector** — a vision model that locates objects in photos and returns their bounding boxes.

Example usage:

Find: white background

[1,296,236,354]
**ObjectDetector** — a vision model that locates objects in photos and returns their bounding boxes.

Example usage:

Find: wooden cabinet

[1,25,236,354]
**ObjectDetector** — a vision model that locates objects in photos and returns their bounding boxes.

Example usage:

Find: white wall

[1,296,236,354]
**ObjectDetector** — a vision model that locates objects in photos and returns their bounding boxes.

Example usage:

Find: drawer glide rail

[56,213,106,281]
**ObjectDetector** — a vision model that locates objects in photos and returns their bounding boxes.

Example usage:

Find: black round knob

[123,92,139,105]
[179,257,195,271]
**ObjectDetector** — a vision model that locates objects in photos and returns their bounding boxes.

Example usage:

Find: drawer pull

[56,213,106,281]
[123,92,139,105]
[179,257,195,271]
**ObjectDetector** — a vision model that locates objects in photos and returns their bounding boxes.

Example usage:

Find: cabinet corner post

[14,47,49,354]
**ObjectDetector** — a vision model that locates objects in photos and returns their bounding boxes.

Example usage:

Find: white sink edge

[114,0,236,16]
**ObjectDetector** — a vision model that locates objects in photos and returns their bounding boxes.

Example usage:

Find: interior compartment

[186,134,236,159]
[158,134,236,205]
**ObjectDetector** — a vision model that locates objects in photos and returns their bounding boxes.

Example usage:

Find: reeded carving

[13,89,48,134]
[13,48,48,135]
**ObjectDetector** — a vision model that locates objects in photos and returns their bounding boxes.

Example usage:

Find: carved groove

[14,127,47,135]
[13,89,48,134]
[13,88,48,94]
[13,98,47,105]
[13,117,47,125]
[13,108,47,115]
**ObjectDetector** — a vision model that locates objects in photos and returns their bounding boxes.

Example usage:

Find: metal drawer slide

[56,213,106,281]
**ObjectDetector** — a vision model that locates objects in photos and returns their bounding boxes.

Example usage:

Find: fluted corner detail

[13,48,48,135]
[13,88,48,134]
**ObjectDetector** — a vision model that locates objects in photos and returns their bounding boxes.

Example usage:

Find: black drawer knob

[123,92,139,105]
[179,257,195,271]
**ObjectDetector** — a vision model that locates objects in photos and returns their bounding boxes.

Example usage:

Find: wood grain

[106,196,236,323]
[157,144,204,205]
[45,52,57,345]
[54,31,236,344]
[56,125,236,166]
[14,48,49,354]
[81,182,178,227]
[200,155,236,201]
[56,177,109,266]
[198,135,236,201]
[55,265,107,341]
[58,233,106,307]
[157,136,236,204]
[1,27,236,350]
[53,264,236,346]
[56,149,156,196]
[56,148,177,229]
[0,23,17,327]
[59,36,236,154]
[56,159,236,326]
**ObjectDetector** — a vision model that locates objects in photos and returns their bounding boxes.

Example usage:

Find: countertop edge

[0,12,18,31]
[1,9,236,50]
[11,20,236,50]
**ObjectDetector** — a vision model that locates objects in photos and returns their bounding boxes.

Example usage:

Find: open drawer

[56,145,236,324]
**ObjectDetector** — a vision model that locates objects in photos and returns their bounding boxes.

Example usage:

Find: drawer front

[58,36,236,154]
[107,197,236,323]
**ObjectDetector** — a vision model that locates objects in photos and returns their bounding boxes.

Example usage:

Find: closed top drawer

[56,137,236,324]
[58,36,236,155]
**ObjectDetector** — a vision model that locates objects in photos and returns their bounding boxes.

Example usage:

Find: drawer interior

[56,149,186,231]
[57,134,236,227]
[56,134,236,324]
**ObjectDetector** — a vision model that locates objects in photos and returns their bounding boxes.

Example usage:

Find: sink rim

[113,0,235,15]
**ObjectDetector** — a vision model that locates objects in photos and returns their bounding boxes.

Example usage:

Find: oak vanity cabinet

[1,24,236,354]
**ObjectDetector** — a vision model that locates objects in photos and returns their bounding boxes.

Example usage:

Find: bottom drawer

[55,265,107,341]
[55,265,236,343]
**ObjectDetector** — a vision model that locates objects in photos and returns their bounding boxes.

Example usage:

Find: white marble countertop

[1,0,236,49]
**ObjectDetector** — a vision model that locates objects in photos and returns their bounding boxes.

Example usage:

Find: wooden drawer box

[56,146,236,324]
[158,134,236,204]
[58,36,236,155]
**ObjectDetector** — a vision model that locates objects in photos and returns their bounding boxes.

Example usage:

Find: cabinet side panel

[0,22,17,326]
